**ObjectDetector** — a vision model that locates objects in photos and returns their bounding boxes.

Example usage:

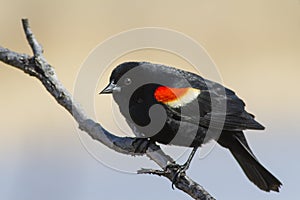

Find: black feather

[218,131,282,192]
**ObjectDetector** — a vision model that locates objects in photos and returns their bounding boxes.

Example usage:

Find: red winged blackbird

[100,61,282,192]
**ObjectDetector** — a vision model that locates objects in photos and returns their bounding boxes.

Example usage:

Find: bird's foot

[132,138,151,154]
[165,162,190,189]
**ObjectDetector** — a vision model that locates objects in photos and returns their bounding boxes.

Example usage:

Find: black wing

[163,71,265,131]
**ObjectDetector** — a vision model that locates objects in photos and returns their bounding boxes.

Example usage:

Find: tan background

[0,1,299,199]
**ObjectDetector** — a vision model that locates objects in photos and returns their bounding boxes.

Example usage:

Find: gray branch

[0,19,215,200]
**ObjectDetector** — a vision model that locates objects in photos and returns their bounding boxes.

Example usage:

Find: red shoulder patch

[154,86,189,103]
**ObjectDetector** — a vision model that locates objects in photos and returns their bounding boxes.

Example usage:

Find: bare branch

[0,19,215,200]
[138,168,215,200]
[22,18,43,57]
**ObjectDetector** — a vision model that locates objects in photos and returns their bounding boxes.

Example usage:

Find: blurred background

[1,0,299,199]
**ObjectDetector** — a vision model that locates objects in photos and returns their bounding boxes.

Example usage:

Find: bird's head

[100,61,140,95]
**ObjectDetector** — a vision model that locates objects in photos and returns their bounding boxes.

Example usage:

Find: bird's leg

[182,146,198,171]
[165,147,198,189]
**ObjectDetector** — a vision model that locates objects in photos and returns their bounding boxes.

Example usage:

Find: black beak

[99,82,116,94]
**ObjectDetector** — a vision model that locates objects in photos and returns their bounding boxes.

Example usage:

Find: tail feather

[217,131,282,192]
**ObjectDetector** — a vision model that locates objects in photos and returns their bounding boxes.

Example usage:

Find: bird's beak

[99,82,116,94]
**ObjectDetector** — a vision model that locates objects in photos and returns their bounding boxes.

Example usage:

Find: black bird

[100,61,282,192]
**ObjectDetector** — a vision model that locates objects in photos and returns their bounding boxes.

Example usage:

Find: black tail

[217,131,282,192]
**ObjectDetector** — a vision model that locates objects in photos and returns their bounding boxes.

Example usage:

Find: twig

[22,19,43,57]
[138,168,215,200]
[0,19,215,200]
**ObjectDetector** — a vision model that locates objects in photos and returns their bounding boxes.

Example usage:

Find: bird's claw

[165,162,189,189]
[133,138,151,154]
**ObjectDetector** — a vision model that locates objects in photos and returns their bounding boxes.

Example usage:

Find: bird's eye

[124,77,132,85]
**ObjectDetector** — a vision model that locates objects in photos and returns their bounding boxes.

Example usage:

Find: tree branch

[0,19,215,200]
